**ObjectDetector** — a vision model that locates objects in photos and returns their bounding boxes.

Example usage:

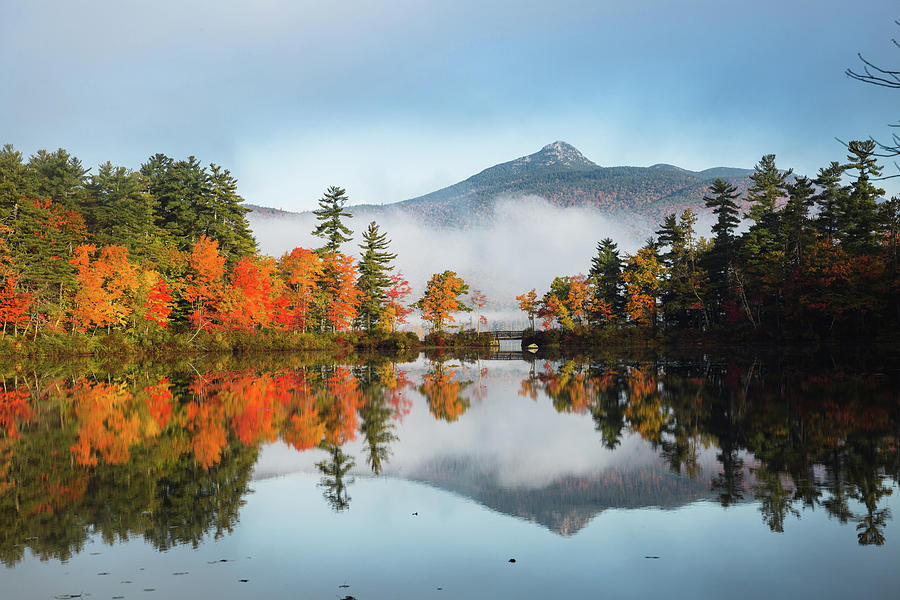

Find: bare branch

[844,21,900,163]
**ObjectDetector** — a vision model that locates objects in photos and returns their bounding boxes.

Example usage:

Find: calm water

[1,350,898,599]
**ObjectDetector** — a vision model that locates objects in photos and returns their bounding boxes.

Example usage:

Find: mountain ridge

[248,142,754,226]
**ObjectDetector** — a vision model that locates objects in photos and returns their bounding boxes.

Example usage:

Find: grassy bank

[0,329,422,359]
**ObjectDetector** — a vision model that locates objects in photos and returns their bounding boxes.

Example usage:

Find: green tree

[312,186,353,255]
[842,140,885,253]
[702,178,741,321]
[140,155,256,262]
[704,178,741,252]
[27,148,89,213]
[781,176,815,269]
[355,221,397,331]
[85,162,158,251]
[812,162,848,239]
[744,154,791,260]
[206,164,256,260]
[657,210,708,329]
[588,238,623,322]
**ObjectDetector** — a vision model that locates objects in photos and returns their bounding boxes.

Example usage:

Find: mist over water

[249,196,651,324]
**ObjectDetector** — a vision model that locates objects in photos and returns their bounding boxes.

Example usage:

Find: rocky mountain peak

[527,141,597,169]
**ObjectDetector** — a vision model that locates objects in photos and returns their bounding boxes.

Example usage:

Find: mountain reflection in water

[0,351,898,568]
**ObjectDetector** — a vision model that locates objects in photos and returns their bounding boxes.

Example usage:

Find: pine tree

[312,186,353,255]
[85,162,158,252]
[588,238,623,321]
[782,176,815,269]
[702,179,740,323]
[140,155,256,262]
[654,214,680,269]
[744,154,791,262]
[206,164,257,261]
[355,221,397,332]
[27,148,89,213]
[812,162,848,239]
[704,178,741,251]
[842,140,885,253]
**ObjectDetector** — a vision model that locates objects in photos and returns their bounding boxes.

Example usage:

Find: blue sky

[2,0,898,210]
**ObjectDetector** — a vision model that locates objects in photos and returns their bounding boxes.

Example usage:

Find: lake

[1,348,898,599]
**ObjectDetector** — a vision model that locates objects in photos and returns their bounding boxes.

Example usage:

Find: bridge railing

[490,330,525,340]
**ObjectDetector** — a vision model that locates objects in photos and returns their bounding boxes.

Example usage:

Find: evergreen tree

[842,140,885,253]
[703,178,742,323]
[142,155,210,245]
[781,176,815,269]
[355,221,397,331]
[658,209,708,329]
[744,154,791,261]
[812,162,848,239]
[741,155,791,329]
[140,155,256,262]
[27,148,89,213]
[654,214,681,269]
[0,146,87,320]
[206,164,256,260]
[312,186,353,255]
[85,162,158,251]
[588,237,623,319]
[704,178,741,250]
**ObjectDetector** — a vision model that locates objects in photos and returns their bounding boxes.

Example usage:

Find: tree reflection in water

[527,355,899,544]
[0,351,897,566]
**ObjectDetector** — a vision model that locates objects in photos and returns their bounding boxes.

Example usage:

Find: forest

[520,142,900,343]
[0,148,435,355]
[0,137,898,355]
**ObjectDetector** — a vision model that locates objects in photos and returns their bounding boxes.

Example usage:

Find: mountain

[408,456,715,536]
[250,142,754,228]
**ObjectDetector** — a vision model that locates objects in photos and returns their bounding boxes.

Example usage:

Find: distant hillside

[249,141,754,229]
[244,204,299,218]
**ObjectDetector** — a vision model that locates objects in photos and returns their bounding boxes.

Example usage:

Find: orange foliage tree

[219,256,279,331]
[184,235,226,329]
[414,270,471,333]
[277,247,323,331]
[622,247,663,326]
[70,244,140,331]
[516,288,539,330]
[318,252,361,331]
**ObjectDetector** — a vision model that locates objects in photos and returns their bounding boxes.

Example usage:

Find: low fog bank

[249,196,661,324]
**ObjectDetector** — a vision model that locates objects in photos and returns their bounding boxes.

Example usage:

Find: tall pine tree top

[704,178,741,248]
[746,154,791,222]
[843,140,885,252]
[812,162,847,239]
[312,185,353,254]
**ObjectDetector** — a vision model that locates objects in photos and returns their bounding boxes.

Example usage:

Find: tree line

[519,141,900,341]
[0,147,483,344]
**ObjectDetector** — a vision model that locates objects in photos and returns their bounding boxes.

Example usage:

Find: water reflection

[0,351,898,568]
